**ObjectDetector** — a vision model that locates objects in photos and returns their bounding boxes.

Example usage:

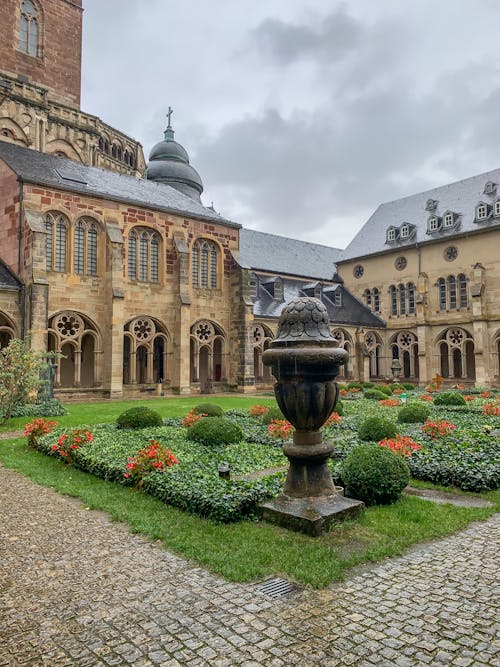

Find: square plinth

[260,493,364,536]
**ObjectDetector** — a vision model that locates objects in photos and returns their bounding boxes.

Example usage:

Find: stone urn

[260,297,364,535]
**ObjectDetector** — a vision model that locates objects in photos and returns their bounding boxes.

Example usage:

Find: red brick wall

[0,0,83,107]
[0,160,21,274]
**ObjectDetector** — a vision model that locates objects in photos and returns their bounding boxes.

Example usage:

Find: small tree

[0,338,45,424]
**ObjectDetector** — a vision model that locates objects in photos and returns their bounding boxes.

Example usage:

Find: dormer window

[400,224,410,239]
[274,278,283,301]
[443,212,454,228]
[314,284,322,300]
[334,290,342,307]
[495,200,500,217]
[428,216,440,232]
[476,203,488,221]
[386,227,397,242]
[484,181,497,196]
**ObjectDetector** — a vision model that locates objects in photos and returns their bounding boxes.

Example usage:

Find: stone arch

[46,139,83,162]
[48,310,103,388]
[190,320,227,392]
[331,328,354,379]
[0,117,29,146]
[123,316,171,386]
[252,322,274,382]
[493,329,500,379]
[0,311,17,348]
[389,330,419,379]
[437,327,475,381]
[364,330,383,379]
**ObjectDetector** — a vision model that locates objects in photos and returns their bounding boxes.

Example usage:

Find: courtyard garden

[0,384,499,588]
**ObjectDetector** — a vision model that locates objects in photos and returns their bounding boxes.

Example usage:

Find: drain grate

[256,577,299,598]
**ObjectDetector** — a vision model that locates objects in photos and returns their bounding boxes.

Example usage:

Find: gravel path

[0,465,498,666]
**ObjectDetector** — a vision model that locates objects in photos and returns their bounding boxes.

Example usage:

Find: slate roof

[234,228,342,281]
[341,167,500,261]
[0,142,239,228]
[0,258,21,290]
[253,276,384,327]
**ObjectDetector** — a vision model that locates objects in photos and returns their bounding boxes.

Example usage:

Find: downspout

[17,178,26,339]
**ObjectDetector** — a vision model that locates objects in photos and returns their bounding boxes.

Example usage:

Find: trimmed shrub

[262,406,285,424]
[358,415,397,441]
[362,381,375,389]
[187,416,243,447]
[193,403,224,417]
[334,398,344,416]
[398,401,431,424]
[341,444,410,505]
[9,399,66,417]
[377,385,393,396]
[433,391,467,406]
[116,406,163,429]
[402,382,416,391]
[347,381,363,390]
[364,389,388,401]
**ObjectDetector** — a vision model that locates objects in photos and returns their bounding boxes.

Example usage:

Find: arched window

[127,228,160,283]
[438,278,446,311]
[74,218,99,276]
[407,283,415,314]
[20,0,39,56]
[448,275,457,309]
[398,284,406,315]
[363,289,372,307]
[45,212,68,273]
[458,274,468,308]
[389,285,397,316]
[373,288,380,313]
[192,239,219,289]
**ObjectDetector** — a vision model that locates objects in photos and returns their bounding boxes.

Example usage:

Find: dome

[146,120,204,202]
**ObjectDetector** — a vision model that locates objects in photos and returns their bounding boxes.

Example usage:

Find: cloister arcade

[190,320,227,392]
[123,317,170,386]
[252,323,273,383]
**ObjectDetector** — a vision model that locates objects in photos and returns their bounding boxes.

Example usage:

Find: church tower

[0,0,145,175]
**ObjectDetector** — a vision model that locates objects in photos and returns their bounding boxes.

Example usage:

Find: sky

[81,0,500,249]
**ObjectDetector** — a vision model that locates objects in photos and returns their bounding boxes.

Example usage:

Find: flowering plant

[463,395,475,402]
[379,398,399,407]
[482,403,500,417]
[181,409,204,427]
[480,391,492,399]
[349,387,361,394]
[23,418,57,447]
[268,419,294,440]
[340,388,348,397]
[379,434,421,457]
[51,428,93,463]
[392,388,404,395]
[249,404,269,417]
[325,411,342,425]
[419,394,434,402]
[421,419,456,440]
[124,439,179,487]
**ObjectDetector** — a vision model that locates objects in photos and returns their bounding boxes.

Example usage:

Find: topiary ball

[341,444,410,505]
[193,403,224,417]
[262,406,285,424]
[433,391,466,406]
[364,389,389,401]
[398,401,431,423]
[377,385,393,396]
[116,406,163,429]
[187,416,243,446]
[358,415,397,441]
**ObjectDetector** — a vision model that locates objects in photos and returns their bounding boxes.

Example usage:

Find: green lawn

[0,394,497,588]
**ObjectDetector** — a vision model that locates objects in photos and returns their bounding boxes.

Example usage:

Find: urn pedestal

[260,297,364,536]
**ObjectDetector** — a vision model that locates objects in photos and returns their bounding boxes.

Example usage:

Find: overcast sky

[81,0,500,249]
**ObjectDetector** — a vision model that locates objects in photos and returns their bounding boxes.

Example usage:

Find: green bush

[347,381,363,390]
[402,382,416,391]
[9,399,66,417]
[398,401,431,424]
[358,415,397,441]
[193,403,224,417]
[364,389,388,401]
[334,398,344,416]
[433,391,466,406]
[362,382,375,389]
[262,406,285,424]
[377,385,393,396]
[187,416,244,446]
[341,444,410,505]
[116,406,163,429]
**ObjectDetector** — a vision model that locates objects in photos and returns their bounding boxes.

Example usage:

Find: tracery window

[45,212,68,272]
[389,283,416,316]
[192,239,219,289]
[20,0,39,56]
[437,274,468,310]
[127,228,160,283]
[74,218,99,276]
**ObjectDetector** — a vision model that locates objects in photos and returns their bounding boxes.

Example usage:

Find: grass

[0,394,498,588]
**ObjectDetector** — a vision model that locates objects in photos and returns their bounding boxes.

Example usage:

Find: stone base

[259,493,364,536]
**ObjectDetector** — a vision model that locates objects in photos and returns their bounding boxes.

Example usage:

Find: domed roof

[146,116,203,202]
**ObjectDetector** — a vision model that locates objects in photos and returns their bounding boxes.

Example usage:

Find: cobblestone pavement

[0,466,499,667]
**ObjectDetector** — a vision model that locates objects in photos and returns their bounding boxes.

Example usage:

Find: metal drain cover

[256,577,299,598]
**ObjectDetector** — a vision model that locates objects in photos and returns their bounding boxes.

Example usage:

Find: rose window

[364,333,375,350]
[332,329,345,347]
[397,332,414,348]
[195,321,213,343]
[445,246,458,262]
[395,256,407,271]
[253,325,264,344]
[130,317,155,342]
[353,264,364,279]
[54,312,84,339]
[447,329,464,346]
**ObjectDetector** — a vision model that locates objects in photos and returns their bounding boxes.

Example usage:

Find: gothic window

[438,278,447,311]
[448,275,457,309]
[45,212,68,272]
[458,274,468,308]
[364,289,372,307]
[437,275,467,310]
[127,228,160,283]
[389,285,397,316]
[74,218,99,276]
[398,284,406,315]
[192,239,219,289]
[407,283,415,314]
[373,288,380,312]
[20,0,39,57]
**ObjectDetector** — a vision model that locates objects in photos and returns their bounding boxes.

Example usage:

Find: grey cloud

[249,6,362,65]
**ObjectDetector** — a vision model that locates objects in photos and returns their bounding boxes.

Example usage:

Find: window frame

[44,211,68,273]
[127,227,161,284]
[19,0,40,57]
[191,238,219,290]
[476,203,487,220]
[73,217,99,277]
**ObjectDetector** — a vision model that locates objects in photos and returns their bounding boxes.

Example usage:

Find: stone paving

[0,465,499,667]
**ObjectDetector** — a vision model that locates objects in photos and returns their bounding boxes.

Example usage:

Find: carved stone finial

[273,297,334,345]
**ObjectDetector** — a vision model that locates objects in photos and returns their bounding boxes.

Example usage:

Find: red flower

[379,434,421,457]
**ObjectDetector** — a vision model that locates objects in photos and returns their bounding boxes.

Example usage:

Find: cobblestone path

[0,466,499,667]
